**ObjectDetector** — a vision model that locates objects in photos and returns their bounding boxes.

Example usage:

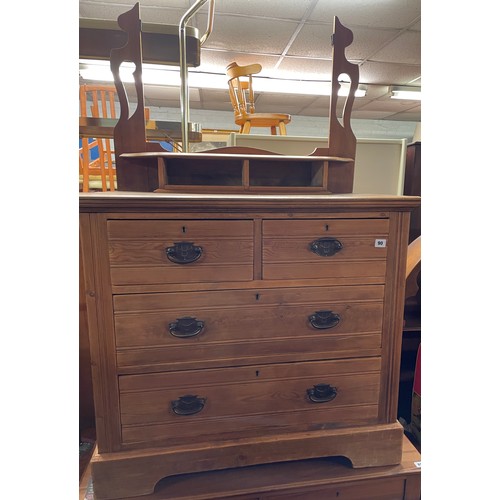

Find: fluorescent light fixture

[390,86,421,100]
[79,59,367,97]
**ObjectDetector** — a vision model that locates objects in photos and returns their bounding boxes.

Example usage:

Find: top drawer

[107,219,254,286]
[262,219,390,281]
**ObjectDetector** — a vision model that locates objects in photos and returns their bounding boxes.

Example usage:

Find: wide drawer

[107,219,254,285]
[119,357,381,447]
[114,285,384,371]
[262,219,389,281]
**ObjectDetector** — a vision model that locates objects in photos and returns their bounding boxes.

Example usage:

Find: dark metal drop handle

[169,317,205,338]
[309,237,343,257]
[166,242,203,264]
[309,310,341,329]
[307,384,338,403]
[171,395,206,416]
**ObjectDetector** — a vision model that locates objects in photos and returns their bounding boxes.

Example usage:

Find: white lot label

[375,239,387,247]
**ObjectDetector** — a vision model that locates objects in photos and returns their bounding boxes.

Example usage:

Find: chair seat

[234,113,291,127]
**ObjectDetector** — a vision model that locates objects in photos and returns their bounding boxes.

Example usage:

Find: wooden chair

[226,62,291,135]
[79,84,118,192]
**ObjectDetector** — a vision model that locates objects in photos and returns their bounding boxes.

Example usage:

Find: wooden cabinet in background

[404,141,421,243]
[80,192,419,500]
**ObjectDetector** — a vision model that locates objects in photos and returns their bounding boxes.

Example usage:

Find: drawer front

[265,477,405,500]
[262,219,389,281]
[107,219,253,285]
[119,358,381,446]
[114,285,384,370]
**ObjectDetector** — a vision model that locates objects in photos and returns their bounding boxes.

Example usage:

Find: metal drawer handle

[169,316,205,338]
[309,310,341,329]
[309,237,343,257]
[171,395,206,415]
[166,242,203,264]
[307,384,338,403]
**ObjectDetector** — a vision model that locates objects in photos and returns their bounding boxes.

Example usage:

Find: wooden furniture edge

[91,423,404,499]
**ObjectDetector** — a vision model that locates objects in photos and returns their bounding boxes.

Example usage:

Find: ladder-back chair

[79,84,118,192]
[226,62,291,135]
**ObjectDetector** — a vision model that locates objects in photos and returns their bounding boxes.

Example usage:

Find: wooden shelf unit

[121,152,354,194]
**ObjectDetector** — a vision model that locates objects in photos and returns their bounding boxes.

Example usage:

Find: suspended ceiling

[79,0,421,122]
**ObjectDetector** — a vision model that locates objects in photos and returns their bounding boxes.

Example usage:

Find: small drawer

[113,285,384,371]
[107,219,253,285]
[262,219,389,282]
[119,357,381,447]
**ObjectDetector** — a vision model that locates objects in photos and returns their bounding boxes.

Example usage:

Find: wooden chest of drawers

[79,192,419,500]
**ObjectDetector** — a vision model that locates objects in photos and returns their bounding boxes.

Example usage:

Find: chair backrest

[79,84,118,192]
[226,62,263,119]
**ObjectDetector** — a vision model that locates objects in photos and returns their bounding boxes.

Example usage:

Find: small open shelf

[120,151,354,193]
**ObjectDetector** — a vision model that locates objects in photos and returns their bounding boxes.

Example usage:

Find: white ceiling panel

[371,31,421,65]
[309,0,421,29]
[345,28,402,61]
[273,57,333,79]
[214,0,316,19]
[202,15,298,54]
[286,23,341,59]
[360,61,421,86]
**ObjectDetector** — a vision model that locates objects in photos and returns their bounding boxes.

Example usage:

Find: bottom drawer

[119,357,381,448]
[265,477,405,500]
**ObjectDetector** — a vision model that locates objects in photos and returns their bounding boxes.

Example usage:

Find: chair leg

[242,122,251,134]
[279,122,287,135]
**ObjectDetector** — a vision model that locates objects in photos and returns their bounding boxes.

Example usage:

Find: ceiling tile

[347,28,401,61]
[286,23,338,59]
[274,57,333,79]
[309,0,421,29]
[359,61,421,86]
[214,0,317,19]
[371,31,421,64]
[202,15,298,54]
[288,24,400,62]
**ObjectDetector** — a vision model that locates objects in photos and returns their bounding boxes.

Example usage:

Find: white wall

[148,106,419,141]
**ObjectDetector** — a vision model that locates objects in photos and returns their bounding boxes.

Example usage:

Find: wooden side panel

[378,211,411,422]
[79,237,95,429]
[79,213,122,452]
